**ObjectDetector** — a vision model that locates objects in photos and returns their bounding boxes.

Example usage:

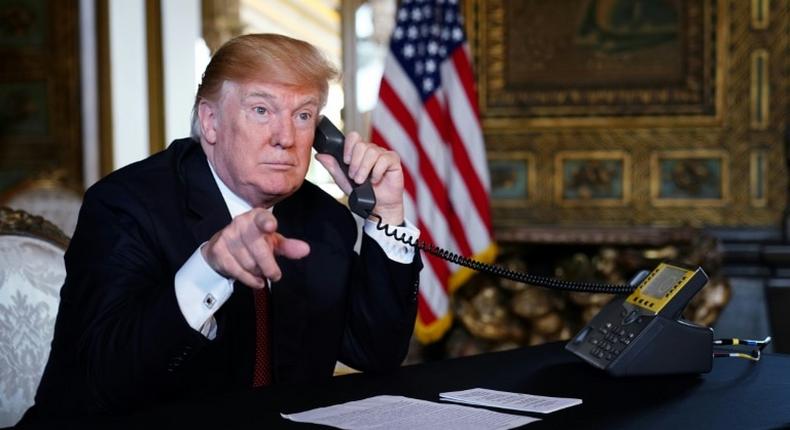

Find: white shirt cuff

[363,218,420,264]
[174,244,234,338]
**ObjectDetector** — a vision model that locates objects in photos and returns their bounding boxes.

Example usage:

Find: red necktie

[252,285,272,387]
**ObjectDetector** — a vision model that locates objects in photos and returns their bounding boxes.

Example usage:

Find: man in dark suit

[22,33,421,422]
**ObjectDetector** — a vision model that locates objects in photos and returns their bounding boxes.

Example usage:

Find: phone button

[622,310,640,325]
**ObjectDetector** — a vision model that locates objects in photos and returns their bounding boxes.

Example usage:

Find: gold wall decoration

[462,0,788,229]
[97,0,113,177]
[752,0,770,30]
[555,151,631,207]
[750,50,770,130]
[202,0,243,53]
[750,150,767,208]
[0,0,82,194]
[489,151,534,207]
[469,0,725,128]
[146,0,165,155]
[0,206,69,249]
[650,150,729,207]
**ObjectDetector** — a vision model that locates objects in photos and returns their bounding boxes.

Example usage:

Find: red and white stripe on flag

[370,0,496,343]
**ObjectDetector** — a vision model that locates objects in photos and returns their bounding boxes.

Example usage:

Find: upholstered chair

[0,207,69,427]
[0,169,83,237]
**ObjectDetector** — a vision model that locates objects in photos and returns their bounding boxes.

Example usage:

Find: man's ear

[198,99,218,144]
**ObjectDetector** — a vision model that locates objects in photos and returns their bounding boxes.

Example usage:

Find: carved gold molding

[554,151,632,207]
[0,0,83,191]
[0,207,69,249]
[202,0,243,53]
[650,150,730,207]
[751,0,770,30]
[146,0,165,154]
[488,151,535,208]
[469,0,727,130]
[750,49,770,130]
[464,0,787,228]
[98,0,114,177]
[750,150,767,208]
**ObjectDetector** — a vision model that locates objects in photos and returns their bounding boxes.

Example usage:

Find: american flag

[370,0,496,343]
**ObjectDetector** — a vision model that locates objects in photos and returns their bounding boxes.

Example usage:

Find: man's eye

[298,112,311,121]
[254,107,267,115]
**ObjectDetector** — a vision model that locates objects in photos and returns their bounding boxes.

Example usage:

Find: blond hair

[190,33,339,140]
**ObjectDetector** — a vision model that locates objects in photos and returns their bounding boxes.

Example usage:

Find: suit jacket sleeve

[338,222,422,372]
[41,179,209,414]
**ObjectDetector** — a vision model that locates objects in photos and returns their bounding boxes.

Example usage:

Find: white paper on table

[281,395,540,430]
[439,388,582,414]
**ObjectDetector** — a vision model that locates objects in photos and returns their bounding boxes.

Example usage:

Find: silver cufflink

[204,293,216,309]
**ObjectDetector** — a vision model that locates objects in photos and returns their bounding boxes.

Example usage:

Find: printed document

[281,395,539,430]
[440,388,582,414]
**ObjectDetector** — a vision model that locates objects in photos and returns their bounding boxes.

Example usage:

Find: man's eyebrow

[243,91,319,109]
[243,91,275,101]
[295,98,319,110]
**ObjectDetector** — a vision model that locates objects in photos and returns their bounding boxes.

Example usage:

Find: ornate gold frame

[554,151,631,207]
[0,0,83,191]
[750,150,767,208]
[488,151,535,207]
[750,49,770,130]
[751,0,770,29]
[650,150,730,207]
[464,0,787,229]
[465,0,728,129]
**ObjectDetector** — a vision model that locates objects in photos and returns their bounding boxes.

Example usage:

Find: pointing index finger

[253,210,277,233]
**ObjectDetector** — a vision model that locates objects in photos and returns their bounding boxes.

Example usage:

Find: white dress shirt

[174,162,420,338]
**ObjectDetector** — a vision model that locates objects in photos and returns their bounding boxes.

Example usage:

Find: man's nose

[272,116,295,148]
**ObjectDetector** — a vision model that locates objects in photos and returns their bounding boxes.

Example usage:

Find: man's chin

[253,182,303,204]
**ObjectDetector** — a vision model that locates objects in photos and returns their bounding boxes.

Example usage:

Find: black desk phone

[565,263,713,376]
[313,118,741,377]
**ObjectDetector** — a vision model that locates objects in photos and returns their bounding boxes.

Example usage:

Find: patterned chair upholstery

[0,207,69,427]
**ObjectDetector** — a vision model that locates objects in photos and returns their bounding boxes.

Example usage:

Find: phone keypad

[585,322,639,362]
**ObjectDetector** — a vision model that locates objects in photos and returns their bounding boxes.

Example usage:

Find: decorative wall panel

[555,151,631,207]
[0,0,81,193]
[650,150,729,206]
[463,0,788,230]
[489,151,534,205]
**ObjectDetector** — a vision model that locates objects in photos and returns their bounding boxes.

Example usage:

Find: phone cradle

[566,264,713,376]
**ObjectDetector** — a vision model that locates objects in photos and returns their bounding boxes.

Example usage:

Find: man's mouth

[261,161,295,170]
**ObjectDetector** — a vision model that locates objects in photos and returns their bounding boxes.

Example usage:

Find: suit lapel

[173,140,257,385]
[175,139,232,244]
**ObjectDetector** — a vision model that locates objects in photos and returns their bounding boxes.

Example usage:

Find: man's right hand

[201,208,310,288]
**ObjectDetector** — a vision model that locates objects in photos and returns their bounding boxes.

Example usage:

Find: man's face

[201,80,320,207]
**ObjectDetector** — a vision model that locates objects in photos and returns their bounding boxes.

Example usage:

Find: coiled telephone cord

[371,214,635,295]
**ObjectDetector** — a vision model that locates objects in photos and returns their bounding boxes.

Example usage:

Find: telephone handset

[313,117,633,295]
[313,118,376,219]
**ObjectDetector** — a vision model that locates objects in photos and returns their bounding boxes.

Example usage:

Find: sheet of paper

[281,395,540,430]
[439,388,582,414]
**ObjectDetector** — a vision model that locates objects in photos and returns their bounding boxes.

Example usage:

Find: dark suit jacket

[25,138,421,419]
